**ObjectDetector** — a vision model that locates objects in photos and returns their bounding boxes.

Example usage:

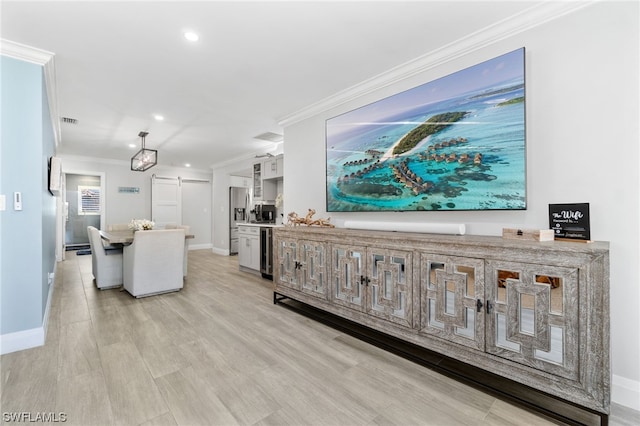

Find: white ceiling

[1,1,543,171]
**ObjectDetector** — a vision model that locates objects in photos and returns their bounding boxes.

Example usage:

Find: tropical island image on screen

[326,48,526,212]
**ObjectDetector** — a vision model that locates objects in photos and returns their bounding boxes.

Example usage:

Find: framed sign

[549,203,591,241]
[118,186,140,193]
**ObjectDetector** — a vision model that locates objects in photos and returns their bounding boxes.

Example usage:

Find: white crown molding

[1,39,61,149]
[277,1,597,128]
[44,59,61,149]
[0,38,54,65]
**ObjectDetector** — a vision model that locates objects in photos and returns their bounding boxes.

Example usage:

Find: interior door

[151,175,182,228]
[182,178,211,246]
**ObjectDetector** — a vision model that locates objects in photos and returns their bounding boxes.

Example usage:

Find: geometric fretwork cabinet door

[298,239,327,300]
[330,244,367,312]
[485,260,579,380]
[365,247,413,328]
[275,237,300,291]
[275,237,327,299]
[419,254,485,351]
[330,244,413,327]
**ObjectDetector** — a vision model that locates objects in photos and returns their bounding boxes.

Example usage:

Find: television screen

[326,48,526,212]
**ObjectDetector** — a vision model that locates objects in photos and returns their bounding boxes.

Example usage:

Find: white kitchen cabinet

[252,163,263,199]
[229,175,250,188]
[263,154,283,179]
[238,225,260,272]
[253,161,277,201]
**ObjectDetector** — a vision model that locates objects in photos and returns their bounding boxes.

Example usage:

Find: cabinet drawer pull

[486,300,493,314]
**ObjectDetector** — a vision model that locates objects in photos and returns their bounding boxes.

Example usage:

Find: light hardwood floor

[1,250,638,426]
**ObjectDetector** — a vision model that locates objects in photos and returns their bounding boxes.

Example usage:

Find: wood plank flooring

[2,250,638,426]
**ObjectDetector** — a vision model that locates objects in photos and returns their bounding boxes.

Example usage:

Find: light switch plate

[0,194,5,211]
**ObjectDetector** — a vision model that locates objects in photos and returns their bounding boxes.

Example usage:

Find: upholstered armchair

[164,224,190,277]
[122,229,185,298]
[87,226,123,289]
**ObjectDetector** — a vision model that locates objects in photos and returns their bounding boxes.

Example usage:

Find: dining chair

[122,229,185,298]
[87,226,123,289]
[165,223,190,277]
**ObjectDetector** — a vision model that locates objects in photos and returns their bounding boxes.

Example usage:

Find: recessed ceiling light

[184,32,199,42]
[128,143,137,148]
[154,115,164,121]
[185,163,191,168]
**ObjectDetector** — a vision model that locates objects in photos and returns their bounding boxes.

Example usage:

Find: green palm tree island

[392,111,469,155]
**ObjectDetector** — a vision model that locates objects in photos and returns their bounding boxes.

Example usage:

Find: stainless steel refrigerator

[229,186,250,254]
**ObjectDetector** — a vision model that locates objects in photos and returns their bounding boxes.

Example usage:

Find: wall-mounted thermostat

[14,192,22,211]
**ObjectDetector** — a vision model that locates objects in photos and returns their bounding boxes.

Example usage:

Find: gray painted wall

[1,56,56,334]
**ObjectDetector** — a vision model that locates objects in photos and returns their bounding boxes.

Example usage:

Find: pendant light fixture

[131,131,157,171]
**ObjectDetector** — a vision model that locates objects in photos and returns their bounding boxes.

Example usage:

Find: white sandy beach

[379,132,431,162]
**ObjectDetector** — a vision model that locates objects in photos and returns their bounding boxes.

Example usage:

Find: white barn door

[181,179,211,247]
[151,175,182,228]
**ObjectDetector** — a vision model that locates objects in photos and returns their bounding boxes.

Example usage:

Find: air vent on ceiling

[254,132,283,142]
[61,117,78,124]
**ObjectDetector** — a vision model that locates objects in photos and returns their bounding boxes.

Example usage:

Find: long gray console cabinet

[272,226,610,416]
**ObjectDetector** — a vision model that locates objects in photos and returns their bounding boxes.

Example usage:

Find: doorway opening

[63,173,105,251]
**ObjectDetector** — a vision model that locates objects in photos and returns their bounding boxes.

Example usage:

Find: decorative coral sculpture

[286,209,335,228]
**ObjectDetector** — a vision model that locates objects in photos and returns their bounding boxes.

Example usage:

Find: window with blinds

[78,185,101,215]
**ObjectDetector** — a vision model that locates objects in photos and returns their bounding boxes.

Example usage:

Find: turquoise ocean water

[326,79,526,212]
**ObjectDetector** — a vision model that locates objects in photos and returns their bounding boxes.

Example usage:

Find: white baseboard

[0,326,45,355]
[0,265,56,355]
[42,266,55,340]
[188,243,213,251]
[211,247,229,256]
[613,374,640,411]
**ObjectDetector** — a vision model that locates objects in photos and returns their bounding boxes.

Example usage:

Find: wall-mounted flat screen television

[326,48,526,212]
